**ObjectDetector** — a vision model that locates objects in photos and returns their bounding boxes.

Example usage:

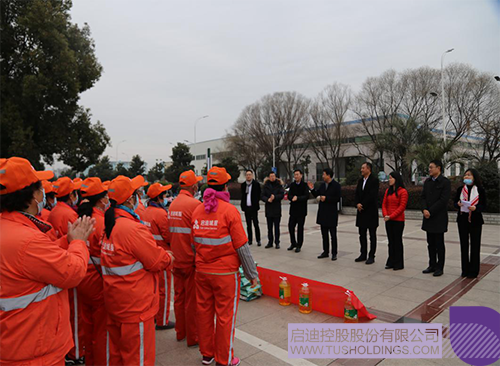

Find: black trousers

[457,215,482,277]
[385,221,405,269]
[288,215,306,248]
[426,232,446,270]
[244,209,261,244]
[321,225,338,256]
[358,226,377,259]
[266,216,281,245]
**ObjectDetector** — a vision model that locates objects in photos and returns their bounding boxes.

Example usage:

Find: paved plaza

[156,204,500,366]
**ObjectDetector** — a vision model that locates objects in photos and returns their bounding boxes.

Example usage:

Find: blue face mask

[161,197,168,208]
[463,179,473,186]
[36,189,46,215]
[132,194,139,211]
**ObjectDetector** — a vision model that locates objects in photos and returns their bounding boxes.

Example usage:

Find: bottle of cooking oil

[298,283,312,314]
[279,276,291,306]
[344,290,358,323]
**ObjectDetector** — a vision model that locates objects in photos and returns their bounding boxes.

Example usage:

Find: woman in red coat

[382,171,408,270]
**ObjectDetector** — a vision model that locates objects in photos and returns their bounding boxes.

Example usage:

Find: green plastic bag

[239,265,262,301]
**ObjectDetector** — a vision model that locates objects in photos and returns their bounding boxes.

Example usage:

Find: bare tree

[226,92,311,178]
[352,69,404,172]
[306,83,352,177]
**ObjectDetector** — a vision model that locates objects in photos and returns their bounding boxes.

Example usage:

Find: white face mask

[132,194,139,211]
[72,193,79,207]
[50,197,57,209]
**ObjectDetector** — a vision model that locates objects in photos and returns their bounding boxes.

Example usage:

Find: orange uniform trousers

[78,268,107,366]
[173,266,198,344]
[155,269,172,326]
[67,288,85,361]
[196,271,240,366]
[107,317,156,366]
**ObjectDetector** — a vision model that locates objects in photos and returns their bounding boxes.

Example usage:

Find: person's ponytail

[105,199,117,238]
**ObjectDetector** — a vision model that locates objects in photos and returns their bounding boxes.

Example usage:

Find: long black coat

[240,180,261,212]
[288,180,309,217]
[355,174,380,228]
[261,178,285,218]
[421,174,451,233]
[311,179,341,227]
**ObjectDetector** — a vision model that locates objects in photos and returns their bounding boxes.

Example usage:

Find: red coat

[382,187,408,222]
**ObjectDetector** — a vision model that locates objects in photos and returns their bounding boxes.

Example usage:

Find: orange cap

[81,177,108,197]
[53,177,82,198]
[102,180,111,189]
[0,157,54,195]
[73,177,83,183]
[41,180,55,194]
[132,175,148,187]
[147,182,172,199]
[108,175,144,204]
[207,166,231,185]
[179,170,203,187]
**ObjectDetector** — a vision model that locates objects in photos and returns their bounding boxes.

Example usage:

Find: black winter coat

[310,179,341,227]
[240,180,261,211]
[453,185,486,226]
[288,180,310,217]
[355,174,380,228]
[421,174,451,233]
[261,178,285,218]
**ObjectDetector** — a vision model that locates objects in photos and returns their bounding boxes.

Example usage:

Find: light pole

[116,139,126,162]
[193,115,209,174]
[272,138,281,174]
[441,48,454,144]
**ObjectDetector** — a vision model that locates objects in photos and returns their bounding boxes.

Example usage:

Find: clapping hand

[68,216,96,243]
[307,181,314,190]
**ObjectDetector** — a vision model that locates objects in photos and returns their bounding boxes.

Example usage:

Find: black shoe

[331,255,337,261]
[385,265,393,269]
[467,274,477,279]
[156,321,175,330]
[317,253,329,259]
[433,269,444,277]
[287,245,296,251]
[393,267,404,271]
[295,247,301,253]
[202,356,215,365]
[275,244,280,249]
[248,242,253,246]
[461,272,468,277]
[365,258,375,265]
[265,244,273,249]
[422,267,436,274]
[65,358,76,366]
[355,256,367,262]
[257,242,261,247]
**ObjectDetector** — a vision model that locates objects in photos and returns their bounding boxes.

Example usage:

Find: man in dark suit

[240,169,262,246]
[354,162,379,264]
[308,168,341,261]
[421,159,451,277]
[287,169,309,253]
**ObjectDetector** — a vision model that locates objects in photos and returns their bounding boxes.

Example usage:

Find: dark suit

[453,185,486,277]
[288,180,309,249]
[355,174,379,259]
[261,179,285,246]
[421,174,451,271]
[311,179,341,256]
[241,180,261,244]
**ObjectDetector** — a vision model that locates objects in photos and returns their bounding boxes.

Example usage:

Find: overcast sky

[68,0,500,169]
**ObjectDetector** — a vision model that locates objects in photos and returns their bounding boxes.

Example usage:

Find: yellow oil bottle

[278,276,291,306]
[298,283,312,314]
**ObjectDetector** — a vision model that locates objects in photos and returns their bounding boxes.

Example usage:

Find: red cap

[207,166,231,185]
[179,170,203,187]
[81,177,108,198]
[108,175,144,205]
[0,157,54,195]
[53,177,82,198]
[41,180,55,194]
[147,183,172,199]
